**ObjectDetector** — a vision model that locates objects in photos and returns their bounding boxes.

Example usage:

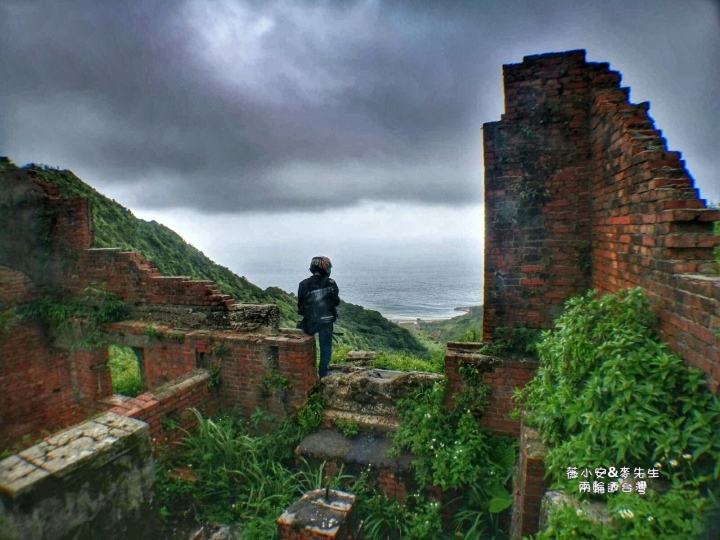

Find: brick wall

[444,342,537,438]
[107,322,317,419]
[510,423,548,539]
[483,49,720,391]
[0,322,87,449]
[106,369,218,447]
[0,265,38,304]
[67,248,233,308]
[483,50,593,341]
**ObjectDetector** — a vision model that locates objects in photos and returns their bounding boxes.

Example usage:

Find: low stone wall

[321,367,443,432]
[0,412,158,540]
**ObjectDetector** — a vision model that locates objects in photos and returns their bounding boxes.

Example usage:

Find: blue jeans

[307,321,333,378]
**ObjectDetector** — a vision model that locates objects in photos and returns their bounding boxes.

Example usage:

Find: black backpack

[305,276,335,324]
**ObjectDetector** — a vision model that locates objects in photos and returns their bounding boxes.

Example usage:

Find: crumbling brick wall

[444,342,537,438]
[483,50,720,391]
[0,167,317,450]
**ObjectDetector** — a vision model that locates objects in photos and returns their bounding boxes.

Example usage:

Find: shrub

[390,379,516,537]
[517,288,720,490]
[534,485,712,540]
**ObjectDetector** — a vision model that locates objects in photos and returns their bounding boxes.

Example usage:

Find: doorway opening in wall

[107,345,145,397]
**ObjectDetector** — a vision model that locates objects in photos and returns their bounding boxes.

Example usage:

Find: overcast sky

[1,0,718,281]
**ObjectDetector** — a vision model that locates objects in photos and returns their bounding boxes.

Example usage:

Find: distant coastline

[390,304,482,325]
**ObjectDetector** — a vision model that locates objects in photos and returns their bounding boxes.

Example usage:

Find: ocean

[229,239,484,321]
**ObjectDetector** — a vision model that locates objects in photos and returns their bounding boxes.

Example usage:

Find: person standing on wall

[297,256,340,378]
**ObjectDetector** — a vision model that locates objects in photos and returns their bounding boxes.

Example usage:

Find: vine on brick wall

[512,179,551,223]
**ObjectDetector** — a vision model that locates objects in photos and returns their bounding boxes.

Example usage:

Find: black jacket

[297,274,340,322]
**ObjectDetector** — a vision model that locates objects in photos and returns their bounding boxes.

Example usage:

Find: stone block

[277,489,356,540]
[0,412,159,540]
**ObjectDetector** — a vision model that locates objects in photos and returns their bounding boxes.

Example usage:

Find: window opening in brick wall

[107,344,145,397]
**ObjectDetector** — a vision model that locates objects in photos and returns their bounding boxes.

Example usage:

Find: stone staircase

[293,365,444,492]
[320,366,443,432]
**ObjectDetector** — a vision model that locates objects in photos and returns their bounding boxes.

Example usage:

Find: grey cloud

[1,0,718,212]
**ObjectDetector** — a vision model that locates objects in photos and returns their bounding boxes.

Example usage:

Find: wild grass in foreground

[156,386,515,539]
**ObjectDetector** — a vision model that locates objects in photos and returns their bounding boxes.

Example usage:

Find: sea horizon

[227,239,484,322]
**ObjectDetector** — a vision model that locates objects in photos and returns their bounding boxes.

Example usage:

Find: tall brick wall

[0,265,87,447]
[483,51,593,340]
[0,322,86,447]
[483,49,720,391]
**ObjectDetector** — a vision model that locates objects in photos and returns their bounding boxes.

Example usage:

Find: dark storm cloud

[1,0,718,212]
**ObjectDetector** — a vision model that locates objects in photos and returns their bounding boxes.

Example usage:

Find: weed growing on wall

[512,178,551,225]
[143,326,163,339]
[260,373,290,399]
[479,326,542,358]
[18,284,128,350]
[0,305,17,350]
[334,418,360,438]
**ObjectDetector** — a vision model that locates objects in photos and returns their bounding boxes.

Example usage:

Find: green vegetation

[158,383,516,540]
[512,178,551,224]
[388,373,516,537]
[478,326,542,358]
[330,341,446,373]
[143,326,163,339]
[18,284,128,351]
[371,351,444,373]
[417,309,483,343]
[359,495,443,540]
[334,418,360,438]
[107,345,143,397]
[534,486,712,540]
[335,301,430,357]
[516,287,720,538]
[0,158,430,358]
[0,305,17,337]
[260,373,290,399]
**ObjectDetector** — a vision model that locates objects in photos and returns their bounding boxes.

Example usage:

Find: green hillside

[418,309,483,343]
[1,158,430,357]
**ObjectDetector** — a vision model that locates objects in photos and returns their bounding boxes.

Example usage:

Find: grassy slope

[2,158,430,357]
[418,309,483,343]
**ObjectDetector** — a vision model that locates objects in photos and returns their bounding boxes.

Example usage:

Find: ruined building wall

[0,167,317,450]
[482,51,593,339]
[483,50,720,391]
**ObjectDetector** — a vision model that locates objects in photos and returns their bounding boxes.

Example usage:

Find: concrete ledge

[0,413,158,540]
